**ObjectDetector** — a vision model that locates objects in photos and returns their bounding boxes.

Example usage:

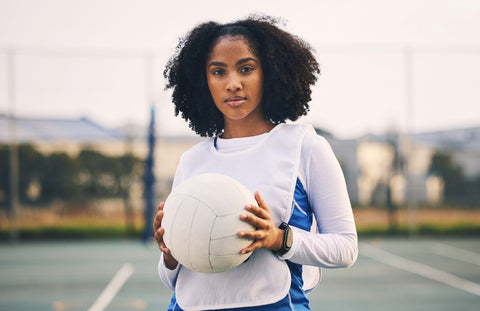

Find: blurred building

[329,134,437,206]
[0,114,125,155]
[414,127,480,179]
[330,126,480,206]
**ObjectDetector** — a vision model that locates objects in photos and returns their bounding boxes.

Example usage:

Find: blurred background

[0,0,479,310]
[1,0,479,239]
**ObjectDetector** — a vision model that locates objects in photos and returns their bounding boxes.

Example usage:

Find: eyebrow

[207,57,258,68]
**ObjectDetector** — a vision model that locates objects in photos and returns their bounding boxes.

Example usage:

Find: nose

[226,73,242,92]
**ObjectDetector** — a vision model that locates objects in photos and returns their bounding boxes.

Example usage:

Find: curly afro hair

[164,15,320,137]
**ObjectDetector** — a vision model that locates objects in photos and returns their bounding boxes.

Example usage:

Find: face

[206,36,264,127]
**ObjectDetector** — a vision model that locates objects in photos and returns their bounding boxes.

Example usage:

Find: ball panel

[203,184,249,216]
[167,196,200,269]
[210,235,252,256]
[211,213,255,240]
[173,174,256,216]
[188,201,217,273]
[161,194,188,252]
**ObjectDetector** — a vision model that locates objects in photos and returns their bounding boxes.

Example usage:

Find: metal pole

[404,48,418,237]
[142,54,156,243]
[7,48,19,242]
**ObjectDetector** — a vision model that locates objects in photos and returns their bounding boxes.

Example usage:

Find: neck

[222,119,275,139]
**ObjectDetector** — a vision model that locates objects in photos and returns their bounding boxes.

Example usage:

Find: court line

[87,263,135,311]
[429,242,480,266]
[361,243,480,296]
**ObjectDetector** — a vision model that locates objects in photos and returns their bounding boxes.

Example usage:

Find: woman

[154,15,358,311]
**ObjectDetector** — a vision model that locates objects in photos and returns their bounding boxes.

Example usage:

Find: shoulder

[173,138,213,188]
[280,123,332,154]
[275,123,334,161]
[273,122,316,142]
[298,125,338,185]
[178,138,213,166]
[183,138,213,156]
[278,122,314,133]
[303,129,332,153]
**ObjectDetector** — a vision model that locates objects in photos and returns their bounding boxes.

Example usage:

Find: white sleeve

[157,154,186,289]
[158,253,180,291]
[280,134,358,268]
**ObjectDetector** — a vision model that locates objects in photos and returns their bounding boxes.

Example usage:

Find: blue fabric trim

[286,261,310,311]
[284,177,312,310]
[289,178,312,231]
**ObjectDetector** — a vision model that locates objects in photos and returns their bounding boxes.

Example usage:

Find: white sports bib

[172,123,314,310]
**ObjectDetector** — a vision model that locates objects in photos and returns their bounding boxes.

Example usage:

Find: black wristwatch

[277,222,293,255]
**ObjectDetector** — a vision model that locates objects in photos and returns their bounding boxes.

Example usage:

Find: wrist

[276,222,293,255]
[163,253,179,270]
[273,227,284,251]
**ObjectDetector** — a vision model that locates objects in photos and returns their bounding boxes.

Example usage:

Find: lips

[224,96,247,107]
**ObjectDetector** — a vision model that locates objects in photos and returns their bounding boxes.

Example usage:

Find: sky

[1,0,480,138]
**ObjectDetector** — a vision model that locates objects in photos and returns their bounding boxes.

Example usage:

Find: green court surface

[1,238,479,311]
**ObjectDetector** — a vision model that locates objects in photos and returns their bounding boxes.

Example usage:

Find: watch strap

[277,222,292,255]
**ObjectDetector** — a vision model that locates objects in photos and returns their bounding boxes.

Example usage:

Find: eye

[240,66,254,74]
[212,69,226,76]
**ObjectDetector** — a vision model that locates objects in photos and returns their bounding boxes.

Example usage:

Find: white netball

[162,173,256,274]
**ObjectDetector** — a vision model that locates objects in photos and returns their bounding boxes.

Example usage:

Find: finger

[153,202,165,229]
[154,227,164,242]
[245,204,270,220]
[161,243,173,256]
[254,191,271,213]
[240,240,263,254]
[155,228,172,254]
[240,211,268,229]
[160,244,171,255]
[239,229,267,241]
[153,210,164,230]
[157,201,165,212]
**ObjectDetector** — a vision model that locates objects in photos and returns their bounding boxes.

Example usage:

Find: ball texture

[162,173,256,273]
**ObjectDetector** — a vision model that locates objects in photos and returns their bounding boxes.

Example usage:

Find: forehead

[207,36,258,60]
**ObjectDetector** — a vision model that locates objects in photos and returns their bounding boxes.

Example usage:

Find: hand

[153,202,178,270]
[238,191,284,254]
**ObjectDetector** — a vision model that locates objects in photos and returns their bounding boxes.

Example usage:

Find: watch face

[286,229,293,248]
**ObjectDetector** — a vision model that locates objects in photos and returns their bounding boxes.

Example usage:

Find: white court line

[87,263,135,311]
[430,242,480,266]
[361,244,480,296]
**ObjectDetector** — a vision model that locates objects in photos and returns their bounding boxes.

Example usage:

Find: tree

[429,151,466,204]
[77,149,142,199]
[0,144,142,209]
[39,151,79,203]
[0,145,9,207]
[0,144,47,205]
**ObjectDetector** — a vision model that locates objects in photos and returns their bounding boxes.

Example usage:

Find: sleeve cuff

[158,253,180,290]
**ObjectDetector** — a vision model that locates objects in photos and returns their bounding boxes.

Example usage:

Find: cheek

[254,69,264,94]
[254,77,264,99]
[207,78,220,99]
[208,84,220,103]
[207,84,225,113]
